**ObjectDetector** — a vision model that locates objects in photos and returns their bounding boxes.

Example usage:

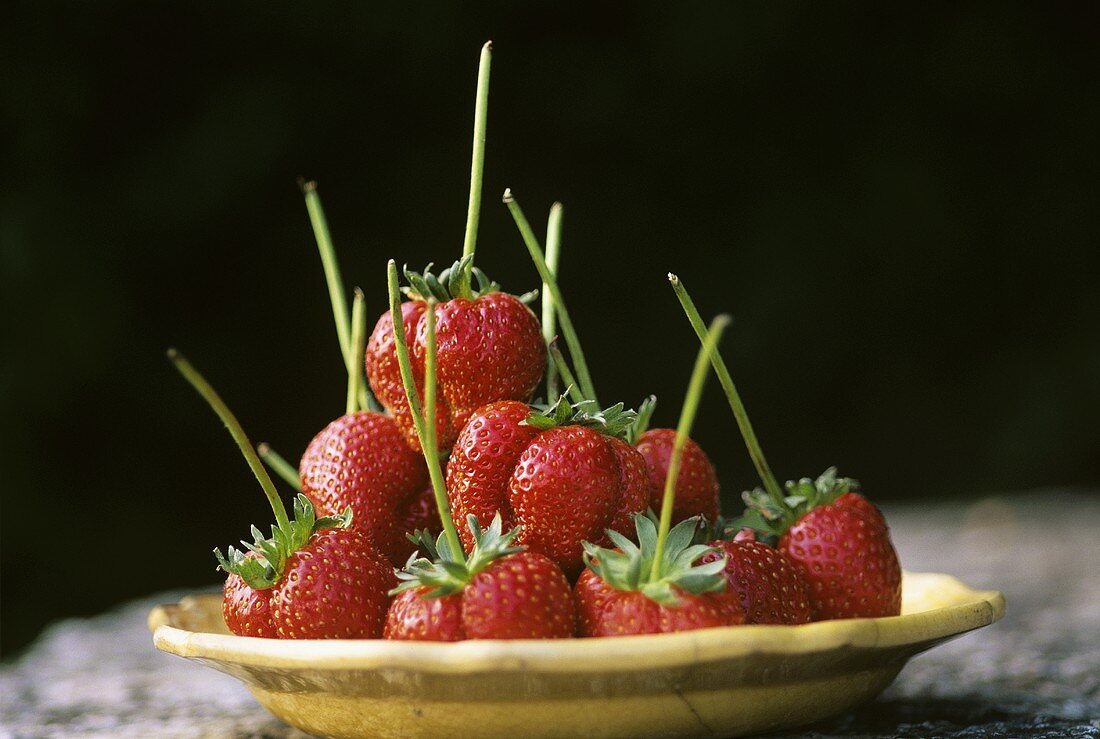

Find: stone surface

[2,490,1098,738]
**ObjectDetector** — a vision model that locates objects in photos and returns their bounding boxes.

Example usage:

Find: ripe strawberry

[222,565,274,637]
[668,276,902,621]
[383,262,574,641]
[366,261,545,453]
[576,316,746,637]
[170,349,396,639]
[299,410,435,565]
[635,428,720,524]
[385,515,575,641]
[739,468,902,620]
[272,526,396,639]
[446,396,650,577]
[699,531,812,625]
[575,517,745,636]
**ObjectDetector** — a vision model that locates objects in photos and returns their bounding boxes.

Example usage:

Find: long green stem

[668,273,783,502]
[346,289,367,414]
[460,41,493,294]
[542,202,563,400]
[301,180,351,369]
[649,315,729,581]
[301,179,373,412]
[169,349,290,531]
[257,443,303,492]
[548,343,587,405]
[504,189,598,404]
[387,261,466,559]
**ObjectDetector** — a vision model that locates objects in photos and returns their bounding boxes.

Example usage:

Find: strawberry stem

[503,188,599,405]
[648,315,729,581]
[542,202,563,400]
[300,179,375,412]
[459,41,493,297]
[386,260,466,559]
[669,273,784,504]
[257,443,303,492]
[168,349,290,531]
[548,342,587,405]
[345,288,367,414]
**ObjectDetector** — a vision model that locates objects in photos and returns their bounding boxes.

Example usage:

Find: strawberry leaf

[582,513,725,607]
[389,512,525,597]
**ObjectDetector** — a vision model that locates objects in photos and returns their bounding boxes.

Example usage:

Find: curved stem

[649,315,729,581]
[669,273,784,503]
[257,443,303,492]
[387,262,466,559]
[503,189,598,404]
[169,349,290,531]
[346,289,367,414]
[542,202,563,400]
[460,41,493,294]
[301,179,376,412]
[548,343,586,405]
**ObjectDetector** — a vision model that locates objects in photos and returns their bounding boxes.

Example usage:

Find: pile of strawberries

[172,43,902,642]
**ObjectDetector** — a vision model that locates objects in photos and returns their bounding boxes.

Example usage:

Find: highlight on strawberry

[574,315,747,636]
[669,273,902,620]
[383,261,575,640]
[366,44,546,454]
[169,349,395,639]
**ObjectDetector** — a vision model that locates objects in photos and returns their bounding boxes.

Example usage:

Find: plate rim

[149,571,1005,675]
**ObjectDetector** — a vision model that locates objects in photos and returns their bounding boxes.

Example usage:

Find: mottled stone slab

[2,491,1098,738]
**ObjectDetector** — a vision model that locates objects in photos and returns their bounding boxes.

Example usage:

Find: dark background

[3,2,1097,656]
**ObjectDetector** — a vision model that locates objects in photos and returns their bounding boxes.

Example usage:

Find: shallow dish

[149,571,1003,738]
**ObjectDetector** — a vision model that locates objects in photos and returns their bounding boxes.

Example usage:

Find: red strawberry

[366,263,545,453]
[365,299,458,452]
[384,516,575,641]
[575,516,745,636]
[635,428,720,524]
[700,533,812,625]
[299,410,433,565]
[169,349,396,640]
[446,398,650,576]
[740,469,901,620]
[272,526,396,639]
[222,567,275,638]
[576,314,742,636]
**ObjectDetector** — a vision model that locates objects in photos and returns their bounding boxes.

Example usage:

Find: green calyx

[402,257,536,304]
[522,391,645,441]
[392,512,523,597]
[582,514,726,607]
[215,494,351,590]
[732,466,859,542]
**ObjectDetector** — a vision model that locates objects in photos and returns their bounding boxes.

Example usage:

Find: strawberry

[668,275,902,621]
[635,428,720,524]
[222,564,274,637]
[382,277,574,641]
[169,349,395,639]
[272,525,396,639]
[299,410,435,566]
[385,516,575,641]
[366,262,545,453]
[700,530,812,625]
[576,516,745,636]
[446,396,651,577]
[738,469,902,620]
[575,315,746,636]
